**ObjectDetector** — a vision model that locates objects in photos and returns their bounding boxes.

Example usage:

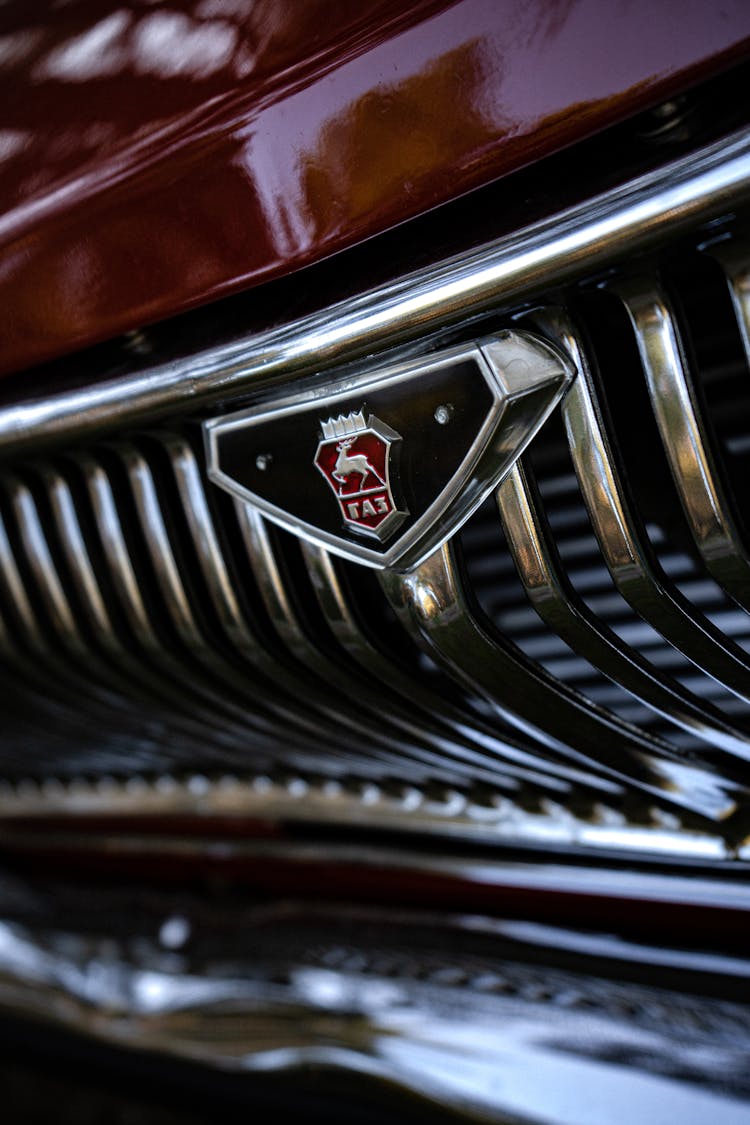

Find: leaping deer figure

[332,437,385,490]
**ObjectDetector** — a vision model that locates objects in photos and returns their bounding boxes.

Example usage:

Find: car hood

[0,0,748,377]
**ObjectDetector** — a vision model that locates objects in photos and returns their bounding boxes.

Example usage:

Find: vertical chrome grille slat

[120,443,288,743]
[38,462,235,755]
[708,242,750,361]
[234,500,495,783]
[164,436,345,739]
[78,451,290,763]
[380,544,625,796]
[0,509,47,655]
[120,439,396,776]
[164,435,460,783]
[542,308,750,704]
[381,542,737,819]
[496,457,750,764]
[300,541,534,758]
[0,600,124,748]
[7,479,90,660]
[0,482,144,724]
[299,540,563,791]
[0,490,179,768]
[615,278,750,611]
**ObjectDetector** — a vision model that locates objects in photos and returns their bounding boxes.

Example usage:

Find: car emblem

[314,410,406,541]
[204,330,574,570]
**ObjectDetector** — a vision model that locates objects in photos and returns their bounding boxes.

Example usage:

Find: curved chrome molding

[2,128,750,453]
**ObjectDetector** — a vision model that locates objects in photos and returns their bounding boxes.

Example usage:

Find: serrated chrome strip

[0,769,731,860]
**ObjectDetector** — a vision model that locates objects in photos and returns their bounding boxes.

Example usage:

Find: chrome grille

[0,436,575,793]
[4,161,750,858]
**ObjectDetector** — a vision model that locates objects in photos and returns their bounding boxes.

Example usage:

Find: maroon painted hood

[0,0,749,378]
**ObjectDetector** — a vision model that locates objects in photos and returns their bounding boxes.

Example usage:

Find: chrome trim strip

[2,128,750,452]
[163,433,532,786]
[233,499,516,784]
[0,560,125,751]
[19,465,211,756]
[0,478,187,766]
[76,451,288,760]
[123,440,439,777]
[714,240,750,356]
[0,770,728,860]
[0,504,45,654]
[163,436,369,758]
[38,461,234,753]
[119,443,296,750]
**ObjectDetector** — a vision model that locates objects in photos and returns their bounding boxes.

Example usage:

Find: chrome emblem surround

[314,410,407,541]
[204,330,575,571]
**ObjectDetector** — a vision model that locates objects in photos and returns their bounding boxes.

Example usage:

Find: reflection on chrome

[615,280,750,606]
[0,899,748,1124]
[2,127,750,451]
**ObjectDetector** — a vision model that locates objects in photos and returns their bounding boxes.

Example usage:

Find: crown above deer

[320,411,367,441]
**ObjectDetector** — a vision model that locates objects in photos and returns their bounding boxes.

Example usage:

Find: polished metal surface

[615,279,750,609]
[2,434,628,808]
[0,768,733,860]
[382,545,736,820]
[0,890,748,1125]
[496,457,750,760]
[4,146,750,866]
[714,239,750,356]
[544,307,750,704]
[1,127,750,455]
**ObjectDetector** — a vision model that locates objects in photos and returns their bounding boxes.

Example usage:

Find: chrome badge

[204,330,574,570]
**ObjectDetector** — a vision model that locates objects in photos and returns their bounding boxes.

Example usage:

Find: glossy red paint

[0,0,748,378]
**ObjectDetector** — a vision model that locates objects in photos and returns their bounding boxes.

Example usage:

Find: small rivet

[255,453,272,471]
[434,404,453,425]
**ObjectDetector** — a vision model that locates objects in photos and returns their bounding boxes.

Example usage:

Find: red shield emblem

[314,411,406,540]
